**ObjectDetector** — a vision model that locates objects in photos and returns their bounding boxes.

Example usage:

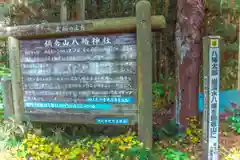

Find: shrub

[227,104,240,134]
[185,116,202,144]
[17,133,145,159]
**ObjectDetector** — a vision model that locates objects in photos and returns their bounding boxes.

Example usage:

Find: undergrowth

[0,117,187,160]
[227,104,240,134]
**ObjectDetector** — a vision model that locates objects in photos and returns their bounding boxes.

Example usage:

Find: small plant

[0,64,11,78]
[152,73,175,108]
[0,117,28,159]
[227,114,240,134]
[161,147,189,160]
[220,145,240,160]
[185,116,202,144]
[0,117,27,142]
[226,103,240,134]
[220,58,238,90]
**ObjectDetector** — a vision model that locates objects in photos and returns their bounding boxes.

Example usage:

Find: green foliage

[0,41,11,113]
[185,116,202,144]
[200,56,238,91]
[0,63,11,116]
[153,120,180,142]
[220,58,238,90]
[161,148,189,160]
[227,106,240,134]
[225,42,239,53]
[220,0,240,16]
[211,19,236,41]
[15,128,190,160]
[152,82,165,97]
[152,73,175,107]
[0,117,29,156]
[0,64,11,78]
[0,118,30,141]
[17,133,146,159]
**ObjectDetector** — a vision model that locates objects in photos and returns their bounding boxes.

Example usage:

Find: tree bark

[175,0,204,127]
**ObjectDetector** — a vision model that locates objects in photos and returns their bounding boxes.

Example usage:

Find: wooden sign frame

[2,0,166,148]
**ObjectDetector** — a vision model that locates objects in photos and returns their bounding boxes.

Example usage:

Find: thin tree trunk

[60,0,67,22]
[175,0,204,126]
[76,0,85,20]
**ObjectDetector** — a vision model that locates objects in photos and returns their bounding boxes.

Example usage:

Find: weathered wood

[2,80,14,118]
[76,0,85,20]
[60,0,67,22]
[0,15,166,40]
[136,0,153,149]
[8,37,24,123]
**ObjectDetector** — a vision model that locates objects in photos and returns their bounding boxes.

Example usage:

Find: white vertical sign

[207,39,220,160]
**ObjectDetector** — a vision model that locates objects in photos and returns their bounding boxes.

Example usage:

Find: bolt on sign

[202,36,222,160]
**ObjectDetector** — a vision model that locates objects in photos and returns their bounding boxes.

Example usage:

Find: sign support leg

[136,0,153,149]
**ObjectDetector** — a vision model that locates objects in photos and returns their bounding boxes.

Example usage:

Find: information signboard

[19,33,138,124]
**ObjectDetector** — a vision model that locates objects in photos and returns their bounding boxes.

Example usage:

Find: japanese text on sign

[19,33,138,124]
[208,44,220,160]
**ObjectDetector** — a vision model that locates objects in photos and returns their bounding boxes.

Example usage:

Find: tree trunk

[60,0,67,22]
[76,0,85,20]
[175,0,204,127]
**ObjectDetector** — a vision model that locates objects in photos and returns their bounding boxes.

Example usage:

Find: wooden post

[136,0,153,148]
[76,0,85,20]
[2,79,14,118]
[202,36,223,160]
[8,37,24,123]
[60,0,67,22]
